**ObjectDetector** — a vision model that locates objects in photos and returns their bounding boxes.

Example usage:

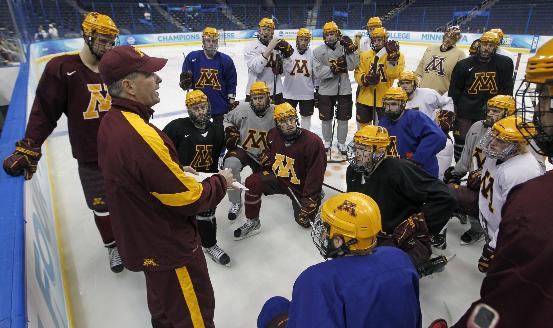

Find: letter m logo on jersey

[242,129,268,151]
[369,63,387,82]
[272,153,300,185]
[195,68,222,90]
[190,145,214,170]
[83,83,111,120]
[424,55,446,76]
[468,72,498,95]
[290,59,310,77]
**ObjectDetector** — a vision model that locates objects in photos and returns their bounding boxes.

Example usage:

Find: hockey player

[346,125,456,273]
[415,26,465,95]
[244,18,294,104]
[355,16,383,53]
[179,27,238,125]
[443,95,516,245]
[163,90,230,266]
[2,12,123,273]
[476,115,542,273]
[354,27,405,127]
[399,70,455,179]
[282,28,316,130]
[257,193,422,328]
[313,21,360,154]
[378,87,447,178]
[235,102,326,239]
[449,31,514,162]
[223,81,275,220]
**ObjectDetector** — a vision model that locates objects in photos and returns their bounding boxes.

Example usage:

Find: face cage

[370,37,386,52]
[398,80,416,96]
[188,103,212,129]
[480,129,517,161]
[383,100,405,120]
[347,141,387,175]
[84,29,119,60]
[296,37,310,53]
[324,32,339,47]
[516,81,553,156]
[276,117,301,142]
[250,94,270,117]
[483,106,507,128]
[202,36,219,55]
[311,213,337,259]
[258,28,274,45]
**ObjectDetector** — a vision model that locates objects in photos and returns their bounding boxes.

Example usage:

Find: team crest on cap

[133,46,145,57]
[337,200,357,217]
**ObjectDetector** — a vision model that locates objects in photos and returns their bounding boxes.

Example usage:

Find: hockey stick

[371,47,387,125]
[323,182,345,193]
[512,52,522,85]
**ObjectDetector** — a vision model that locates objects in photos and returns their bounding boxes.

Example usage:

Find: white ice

[42,41,533,327]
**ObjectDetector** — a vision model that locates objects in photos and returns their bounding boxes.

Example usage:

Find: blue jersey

[287,247,421,328]
[379,109,446,177]
[181,50,237,116]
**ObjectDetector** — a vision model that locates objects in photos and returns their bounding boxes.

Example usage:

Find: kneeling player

[235,102,327,239]
[257,193,421,327]
[163,90,230,266]
[346,125,457,275]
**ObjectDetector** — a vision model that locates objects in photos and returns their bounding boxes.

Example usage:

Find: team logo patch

[337,200,357,217]
[272,153,300,185]
[290,59,310,77]
[143,258,159,267]
[83,83,111,120]
[424,55,446,76]
[195,68,222,90]
[468,72,498,95]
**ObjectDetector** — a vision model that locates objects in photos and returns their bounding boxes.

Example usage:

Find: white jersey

[244,39,289,96]
[479,151,542,248]
[406,87,454,121]
[223,102,275,157]
[283,47,316,100]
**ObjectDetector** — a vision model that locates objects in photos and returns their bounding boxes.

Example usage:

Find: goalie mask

[383,87,408,121]
[186,90,211,130]
[370,27,387,52]
[398,71,418,96]
[348,125,391,175]
[82,12,119,60]
[481,115,534,161]
[366,17,382,36]
[202,27,219,58]
[249,81,271,117]
[311,192,382,259]
[477,31,499,62]
[274,102,301,142]
[516,39,553,156]
[484,95,516,127]
[258,18,275,46]
[442,25,461,49]
[323,21,340,48]
[296,28,311,54]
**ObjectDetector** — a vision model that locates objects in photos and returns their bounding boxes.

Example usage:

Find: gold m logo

[337,200,357,217]
[468,72,498,95]
[424,55,446,76]
[272,153,300,185]
[242,130,268,151]
[143,258,158,267]
[190,145,214,169]
[290,59,310,77]
[369,63,387,82]
[83,83,111,120]
[195,68,221,90]
[480,170,495,213]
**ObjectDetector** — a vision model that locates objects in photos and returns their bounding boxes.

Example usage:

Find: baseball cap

[99,45,167,85]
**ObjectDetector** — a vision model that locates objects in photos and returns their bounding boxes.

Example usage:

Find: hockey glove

[467,169,482,191]
[179,71,193,91]
[3,138,42,180]
[330,56,348,75]
[339,35,357,54]
[385,40,400,62]
[258,149,272,170]
[274,39,294,58]
[314,87,320,108]
[393,212,431,250]
[297,196,319,228]
[229,99,239,111]
[224,126,241,150]
[436,110,455,133]
[478,244,495,273]
[361,72,380,86]
[443,166,464,184]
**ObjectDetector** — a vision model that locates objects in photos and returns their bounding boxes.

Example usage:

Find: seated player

[163,90,230,266]
[257,193,422,328]
[235,102,327,239]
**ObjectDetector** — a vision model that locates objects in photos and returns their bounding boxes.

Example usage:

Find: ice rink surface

[41,40,533,327]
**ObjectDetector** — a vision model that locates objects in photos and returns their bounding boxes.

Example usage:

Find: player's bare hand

[218,168,235,188]
[183,166,198,175]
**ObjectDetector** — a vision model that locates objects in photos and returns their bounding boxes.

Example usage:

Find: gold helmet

[185,90,210,128]
[202,27,219,38]
[274,102,297,121]
[367,17,382,28]
[353,125,391,148]
[274,102,300,141]
[383,86,408,102]
[349,125,395,174]
[250,81,270,95]
[480,31,500,45]
[370,27,387,39]
[492,115,535,143]
[323,21,339,34]
[482,115,534,160]
[487,95,516,116]
[185,90,208,108]
[297,27,312,38]
[525,39,553,84]
[399,71,418,82]
[259,17,275,29]
[82,12,119,37]
[489,28,504,40]
[312,192,382,258]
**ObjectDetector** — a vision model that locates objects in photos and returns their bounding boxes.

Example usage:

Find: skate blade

[233,228,261,241]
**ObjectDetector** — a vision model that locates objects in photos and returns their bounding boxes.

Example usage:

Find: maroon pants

[244,171,301,220]
[144,249,215,328]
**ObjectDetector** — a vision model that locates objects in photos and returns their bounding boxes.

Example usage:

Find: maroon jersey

[25,54,111,162]
[267,128,327,201]
[98,97,227,271]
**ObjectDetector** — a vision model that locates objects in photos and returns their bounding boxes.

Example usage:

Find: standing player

[163,90,230,266]
[415,26,465,95]
[378,87,447,178]
[244,18,294,104]
[355,27,405,127]
[223,81,275,220]
[257,193,421,328]
[313,21,360,153]
[283,28,316,130]
[449,31,514,162]
[355,16,383,54]
[476,115,542,273]
[399,71,454,179]
[2,12,123,272]
[346,125,456,273]
[235,102,326,239]
[179,27,238,125]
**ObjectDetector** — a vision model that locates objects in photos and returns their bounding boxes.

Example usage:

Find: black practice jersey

[163,117,224,173]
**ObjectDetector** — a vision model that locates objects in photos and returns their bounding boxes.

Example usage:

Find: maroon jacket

[453,171,553,327]
[97,97,227,271]
[26,54,111,162]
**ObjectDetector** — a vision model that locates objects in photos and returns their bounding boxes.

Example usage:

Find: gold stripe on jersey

[175,267,206,328]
